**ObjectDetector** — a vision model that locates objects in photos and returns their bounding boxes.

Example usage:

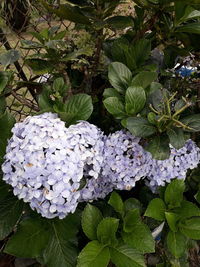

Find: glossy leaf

[125,86,146,115]
[82,204,103,240]
[97,217,119,246]
[164,179,185,208]
[131,71,157,90]
[108,192,124,216]
[146,135,170,160]
[179,218,200,240]
[180,114,200,132]
[167,231,187,258]
[126,117,156,137]
[145,198,166,221]
[103,97,126,119]
[167,128,186,149]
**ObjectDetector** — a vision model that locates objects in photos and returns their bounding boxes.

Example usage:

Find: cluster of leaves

[103,61,200,159]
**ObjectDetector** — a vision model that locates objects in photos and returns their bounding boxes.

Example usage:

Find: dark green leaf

[82,204,103,240]
[173,200,200,219]
[103,97,126,119]
[43,213,80,267]
[108,62,132,93]
[103,88,123,100]
[167,128,186,149]
[0,50,20,66]
[131,71,157,90]
[0,71,9,94]
[108,192,124,216]
[164,179,185,208]
[125,86,146,115]
[0,97,6,113]
[77,241,110,267]
[123,209,140,233]
[0,197,23,240]
[4,218,50,258]
[179,218,200,240]
[124,198,142,214]
[122,219,155,253]
[0,112,15,165]
[145,198,166,221]
[165,212,179,232]
[38,87,54,111]
[59,94,93,125]
[195,190,200,204]
[97,217,119,246]
[167,231,187,258]
[25,59,54,75]
[110,243,146,267]
[126,117,156,137]
[176,22,200,34]
[177,6,200,24]
[146,135,170,160]
[180,114,200,132]
[106,16,134,29]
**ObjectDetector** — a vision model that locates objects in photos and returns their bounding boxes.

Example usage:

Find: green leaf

[38,87,54,111]
[103,88,123,100]
[146,135,170,160]
[82,204,103,240]
[145,198,166,221]
[125,86,146,115]
[25,59,54,75]
[164,179,185,208]
[180,114,200,132]
[126,117,156,137]
[195,190,200,204]
[77,240,110,267]
[165,212,179,232]
[0,97,6,113]
[103,97,126,119]
[106,16,134,29]
[167,231,187,258]
[21,40,43,49]
[0,197,23,240]
[0,50,20,66]
[173,200,200,219]
[0,71,9,94]
[123,209,140,233]
[4,218,50,258]
[108,192,124,216]
[43,213,80,267]
[167,128,186,149]
[0,112,15,165]
[124,198,142,214]
[131,71,157,90]
[179,218,200,240]
[122,218,155,253]
[97,217,119,246]
[177,6,200,24]
[110,244,146,267]
[176,22,200,34]
[59,94,93,125]
[108,62,132,93]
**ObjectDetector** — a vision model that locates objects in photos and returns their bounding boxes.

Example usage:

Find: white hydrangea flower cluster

[2,113,105,219]
[146,139,200,191]
[2,112,200,219]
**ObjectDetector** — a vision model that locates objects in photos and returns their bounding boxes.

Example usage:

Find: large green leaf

[103,88,123,100]
[4,218,50,258]
[108,62,132,93]
[0,50,20,66]
[177,6,200,24]
[164,179,185,209]
[110,244,146,267]
[106,16,134,29]
[173,200,200,219]
[0,196,23,240]
[43,213,80,267]
[25,59,54,75]
[103,97,126,119]
[167,231,187,258]
[146,135,170,160]
[176,22,200,34]
[82,204,103,240]
[122,213,155,253]
[97,217,119,246]
[131,71,157,90]
[144,198,166,221]
[165,212,179,232]
[180,114,200,132]
[77,241,110,267]
[179,218,200,240]
[125,86,146,115]
[0,71,9,94]
[58,94,93,125]
[167,128,186,149]
[0,112,15,165]
[108,192,124,216]
[126,117,156,138]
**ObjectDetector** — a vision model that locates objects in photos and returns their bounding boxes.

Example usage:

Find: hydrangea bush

[0,0,200,267]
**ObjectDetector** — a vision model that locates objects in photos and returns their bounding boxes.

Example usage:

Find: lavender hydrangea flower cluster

[2,113,105,219]
[102,131,152,190]
[2,112,200,219]
[146,139,200,191]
